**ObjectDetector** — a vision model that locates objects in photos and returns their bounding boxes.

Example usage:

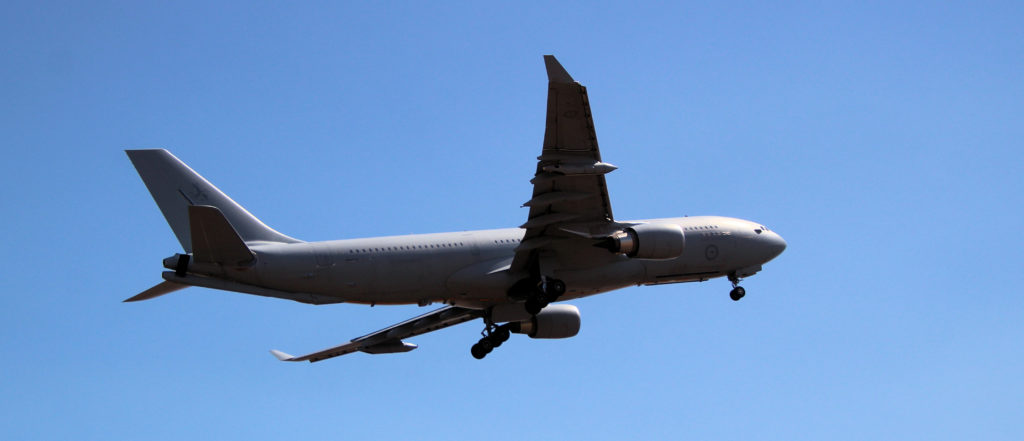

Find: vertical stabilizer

[126,149,301,251]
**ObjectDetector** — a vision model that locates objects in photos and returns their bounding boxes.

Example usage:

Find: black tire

[730,287,746,301]
[545,279,566,298]
[471,343,487,359]
[494,327,511,343]
[479,338,494,352]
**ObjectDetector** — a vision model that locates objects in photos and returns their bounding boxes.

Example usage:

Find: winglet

[544,55,575,84]
[270,350,297,361]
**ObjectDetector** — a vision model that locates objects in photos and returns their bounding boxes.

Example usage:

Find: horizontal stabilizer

[124,280,188,302]
[189,205,254,265]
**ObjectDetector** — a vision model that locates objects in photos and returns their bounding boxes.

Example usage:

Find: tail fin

[126,149,301,251]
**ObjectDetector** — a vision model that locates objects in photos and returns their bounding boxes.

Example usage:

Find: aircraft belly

[551,260,646,297]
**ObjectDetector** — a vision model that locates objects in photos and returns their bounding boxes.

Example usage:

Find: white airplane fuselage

[186,215,784,309]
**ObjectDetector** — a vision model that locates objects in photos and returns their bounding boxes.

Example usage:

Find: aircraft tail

[126,149,302,251]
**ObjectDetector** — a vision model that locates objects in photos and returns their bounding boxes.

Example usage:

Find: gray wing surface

[271,306,483,362]
[511,56,621,273]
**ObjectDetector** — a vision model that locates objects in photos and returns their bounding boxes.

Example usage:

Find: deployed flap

[271,305,482,362]
[189,205,254,265]
[511,55,618,273]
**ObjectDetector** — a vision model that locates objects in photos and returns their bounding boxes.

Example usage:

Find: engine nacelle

[596,223,685,259]
[510,304,581,339]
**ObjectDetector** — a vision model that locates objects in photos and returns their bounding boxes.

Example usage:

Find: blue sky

[2,1,1022,439]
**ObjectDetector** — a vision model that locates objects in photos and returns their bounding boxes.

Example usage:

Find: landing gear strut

[480,276,566,358]
[524,277,565,315]
[728,273,746,301]
[471,316,512,360]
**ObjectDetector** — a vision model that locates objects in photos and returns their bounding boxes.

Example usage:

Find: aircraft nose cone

[765,231,787,260]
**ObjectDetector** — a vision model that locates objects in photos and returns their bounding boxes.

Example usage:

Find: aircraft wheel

[545,279,566,298]
[479,337,494,352]
[493,327,511,343]
[730,286,746,301]
[489,327,510,348]
[471,343,487,359]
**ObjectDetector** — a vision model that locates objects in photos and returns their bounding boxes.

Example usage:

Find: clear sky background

[2,1,1022,439]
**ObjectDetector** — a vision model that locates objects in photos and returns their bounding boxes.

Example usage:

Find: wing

[511,56,623,273]
[270,306,483,362]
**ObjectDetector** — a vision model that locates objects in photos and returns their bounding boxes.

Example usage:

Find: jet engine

[510,304,581,339]
[595,223,685,259]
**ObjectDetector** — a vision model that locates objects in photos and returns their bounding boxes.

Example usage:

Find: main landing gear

[471,319,511,360]
[471,276,567,359]
[524,277,565,315]
[728,273,746,301]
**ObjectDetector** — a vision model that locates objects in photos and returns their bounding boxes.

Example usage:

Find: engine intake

[595,223,685,260]
[510,304,581,339]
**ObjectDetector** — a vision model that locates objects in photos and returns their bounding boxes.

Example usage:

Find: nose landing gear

[728,273,746,301]
[729,286,746,301]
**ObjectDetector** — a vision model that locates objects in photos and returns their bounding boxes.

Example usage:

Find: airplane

[125,55,786,362]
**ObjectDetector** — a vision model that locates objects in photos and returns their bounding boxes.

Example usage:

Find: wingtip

[270,350,296,361]
[543,55,575,84]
